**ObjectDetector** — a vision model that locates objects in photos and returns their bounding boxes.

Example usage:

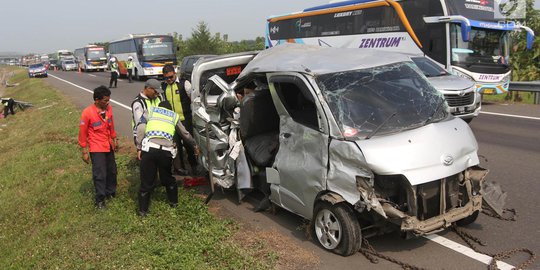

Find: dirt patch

[208,201,320,270]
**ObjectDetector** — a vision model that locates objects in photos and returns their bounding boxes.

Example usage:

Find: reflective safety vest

[126,60,134,69]
[144,107,179,141]
[110,62,118,72]
[131,95,161,130]
[163,81,189,122]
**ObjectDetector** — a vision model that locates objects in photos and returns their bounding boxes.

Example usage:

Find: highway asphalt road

[44,70,540,270]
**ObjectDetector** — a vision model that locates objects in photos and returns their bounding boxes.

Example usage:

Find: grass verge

[0,68,279,269]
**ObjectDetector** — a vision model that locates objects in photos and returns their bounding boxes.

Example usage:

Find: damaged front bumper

[383,194,482,234]
[356,166,488,235]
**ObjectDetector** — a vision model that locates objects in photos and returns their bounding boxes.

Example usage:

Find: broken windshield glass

[317,62,448,139]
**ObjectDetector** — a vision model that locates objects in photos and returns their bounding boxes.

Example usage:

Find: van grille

[416,174,467,221]
[444,92,474,107]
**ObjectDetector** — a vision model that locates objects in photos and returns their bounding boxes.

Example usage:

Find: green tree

[186,21,222,55]
[510,0,540,81]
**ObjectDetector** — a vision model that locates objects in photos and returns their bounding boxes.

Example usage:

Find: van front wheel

[455,210,479,226]
[313,202,361,256]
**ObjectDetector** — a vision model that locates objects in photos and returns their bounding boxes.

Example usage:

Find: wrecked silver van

[191,44,487,256]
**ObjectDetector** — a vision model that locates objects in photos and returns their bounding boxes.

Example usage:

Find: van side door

[267,73,330,219]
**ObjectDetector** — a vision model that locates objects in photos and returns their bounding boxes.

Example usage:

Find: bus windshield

[450,24,510,67]
[317,62,448,139]
[87,48,106,60]
[137,36,174,60]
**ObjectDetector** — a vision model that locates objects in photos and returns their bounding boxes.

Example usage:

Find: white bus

[108,34,177,79]
[74,45,108,72]
[266,0,535,95]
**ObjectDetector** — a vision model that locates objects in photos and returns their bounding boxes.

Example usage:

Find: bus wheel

[313,202,361,256]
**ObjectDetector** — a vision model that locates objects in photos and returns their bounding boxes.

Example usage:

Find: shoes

[95,201,106,209]
[138,210,148,217]
[105,193,116,200]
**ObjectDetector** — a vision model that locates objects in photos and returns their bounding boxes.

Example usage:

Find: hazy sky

[1,0,539,54]
[0,0,326,54]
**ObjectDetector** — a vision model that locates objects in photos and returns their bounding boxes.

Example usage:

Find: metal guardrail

[508,81,540,104]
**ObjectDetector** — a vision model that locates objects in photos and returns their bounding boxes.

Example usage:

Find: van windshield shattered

[317,62,448,139]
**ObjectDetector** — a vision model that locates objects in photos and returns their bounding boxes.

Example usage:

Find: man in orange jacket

[78,85,118,209]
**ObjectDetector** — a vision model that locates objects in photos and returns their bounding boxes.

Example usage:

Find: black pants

[90,151,117,203]
[127,69,133,82]
[174,119,197,171]
[140,148,177,194]
[3,98,15,117]
[109,72,118,88]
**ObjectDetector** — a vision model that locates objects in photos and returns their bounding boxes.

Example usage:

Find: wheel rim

[314,208,342,249]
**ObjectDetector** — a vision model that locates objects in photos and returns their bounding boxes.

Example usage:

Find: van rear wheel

[313,202,361,256]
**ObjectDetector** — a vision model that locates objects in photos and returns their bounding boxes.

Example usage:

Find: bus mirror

[424,15,471,41]
[517,25,535,50]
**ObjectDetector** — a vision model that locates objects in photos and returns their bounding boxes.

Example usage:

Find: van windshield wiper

[424,99,446,126]
[365,111,397,140]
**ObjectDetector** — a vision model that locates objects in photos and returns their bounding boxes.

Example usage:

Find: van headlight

[452,69,474,81]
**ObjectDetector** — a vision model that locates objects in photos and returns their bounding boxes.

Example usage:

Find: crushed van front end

[355,166,487,235]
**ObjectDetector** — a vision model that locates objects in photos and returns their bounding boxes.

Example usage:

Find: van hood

[427,74,474,91]
[354,118,479,185]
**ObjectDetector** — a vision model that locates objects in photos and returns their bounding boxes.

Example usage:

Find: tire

[456,210,479,226]
[313,202,362,256]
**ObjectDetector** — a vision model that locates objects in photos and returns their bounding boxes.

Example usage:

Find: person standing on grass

[135,100,198,217]
[78,85,118,209]
[161,64,197,175]
[131,79,162,150]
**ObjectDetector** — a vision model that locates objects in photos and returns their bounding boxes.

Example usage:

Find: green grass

[0,68,276,270]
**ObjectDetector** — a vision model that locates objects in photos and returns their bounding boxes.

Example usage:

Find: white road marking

[480,111,540,120]
[424,235,515,270]
[48,74,131,110]
[48,73,518,269]
[87,74,97,77]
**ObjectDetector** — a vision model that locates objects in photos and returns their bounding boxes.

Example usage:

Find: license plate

[483,88,495,94]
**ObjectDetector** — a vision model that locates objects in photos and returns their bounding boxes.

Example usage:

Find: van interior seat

[240,86,280,167]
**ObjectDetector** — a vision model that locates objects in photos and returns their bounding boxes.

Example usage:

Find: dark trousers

[139,148,177,194]
[174,119,197,171]
[127,69,133,83]
[109,72,118,88]
[90,151,117,203]
[3,98,15,117]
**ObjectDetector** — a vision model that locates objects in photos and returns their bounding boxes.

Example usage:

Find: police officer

[126,56,134,83]
[131,79,162,148]
[109,57,118,88]
[135,100,198,216]
[161,64,197,174]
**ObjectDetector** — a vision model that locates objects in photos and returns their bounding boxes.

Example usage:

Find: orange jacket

[78,104,117,152]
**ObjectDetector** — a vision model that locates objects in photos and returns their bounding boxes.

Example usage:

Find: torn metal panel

[327,139,372,198]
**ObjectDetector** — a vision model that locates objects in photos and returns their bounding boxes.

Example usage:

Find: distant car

[411,56,481,123]
[48,59,59,70]
[61,59,77,71]
[178,54,216,80]
[28,63,48,78]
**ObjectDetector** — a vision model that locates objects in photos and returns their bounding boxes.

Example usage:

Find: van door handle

[281,133,291,139]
